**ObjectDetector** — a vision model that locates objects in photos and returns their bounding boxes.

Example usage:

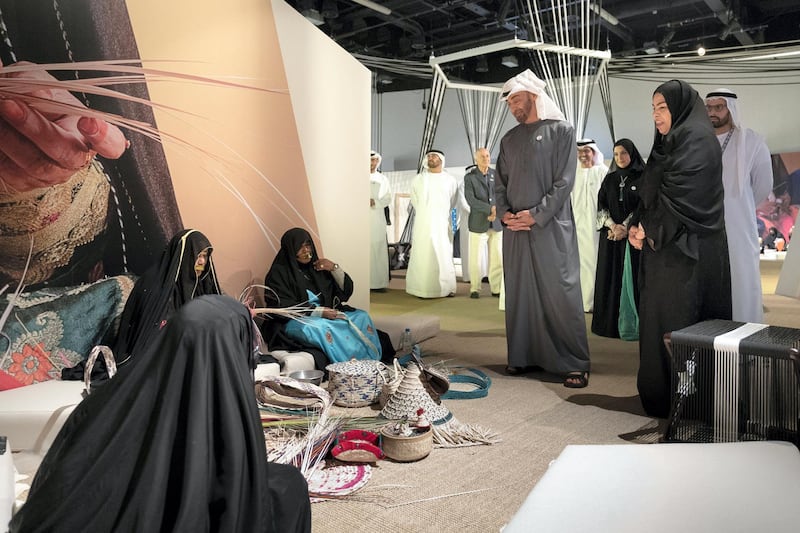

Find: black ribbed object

[665,320,800,448]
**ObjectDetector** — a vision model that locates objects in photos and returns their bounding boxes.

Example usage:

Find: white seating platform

[0,381,84,453]
[503,441,800,533]
[0,362,281,455]
[373,313,440,350]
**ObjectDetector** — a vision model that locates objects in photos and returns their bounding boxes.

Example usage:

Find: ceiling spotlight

[697,45,706,57]
[476,55,489,73]
[643,41,660,55]
[501,55,519,68]
[411,35,426,50]
[376,73,393,85]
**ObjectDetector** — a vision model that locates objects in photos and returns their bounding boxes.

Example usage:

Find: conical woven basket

[380,364,501,448]
[380,364,450,422]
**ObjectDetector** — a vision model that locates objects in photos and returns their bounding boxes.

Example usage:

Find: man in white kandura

[369,150,392,291]
[406,149,459,298]
[705,88,773,322]
[573,139,608,312]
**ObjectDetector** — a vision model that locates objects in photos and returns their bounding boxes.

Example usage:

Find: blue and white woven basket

[326,359,385,407]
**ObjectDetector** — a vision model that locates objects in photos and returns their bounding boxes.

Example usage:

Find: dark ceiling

[286,0,800,92]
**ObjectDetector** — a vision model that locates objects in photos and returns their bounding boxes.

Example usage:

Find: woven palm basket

[326,360,383,407]
[380,426,433,462]
[380,364,500,448]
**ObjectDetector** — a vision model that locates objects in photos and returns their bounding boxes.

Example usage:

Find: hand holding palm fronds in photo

[0,60,284,191]
[0,60,314,251]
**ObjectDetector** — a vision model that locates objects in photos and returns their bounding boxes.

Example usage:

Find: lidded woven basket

[380,426,432,462]
[326,359,384,407]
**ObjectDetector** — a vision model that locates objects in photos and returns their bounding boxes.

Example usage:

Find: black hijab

[638,79,724,256]
[607,138,645,177]
[11,295,310,532]
[599,138,646,222]
[264,228,353,311]
[113,228,221,363]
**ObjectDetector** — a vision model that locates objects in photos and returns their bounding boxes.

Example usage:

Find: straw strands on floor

[256,375,390,503]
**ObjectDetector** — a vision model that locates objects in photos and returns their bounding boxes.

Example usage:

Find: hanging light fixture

[501,54,519,67]
[643,41,660,55]
[350,0,391,16]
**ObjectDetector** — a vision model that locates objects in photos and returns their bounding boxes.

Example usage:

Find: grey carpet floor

[309,260,799,532]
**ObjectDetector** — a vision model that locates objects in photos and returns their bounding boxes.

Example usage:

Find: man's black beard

[712,114,730,129]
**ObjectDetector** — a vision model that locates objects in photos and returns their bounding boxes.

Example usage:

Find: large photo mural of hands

[0,0,369,388]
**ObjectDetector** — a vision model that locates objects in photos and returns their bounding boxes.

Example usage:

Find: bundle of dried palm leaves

[256,375,394,502]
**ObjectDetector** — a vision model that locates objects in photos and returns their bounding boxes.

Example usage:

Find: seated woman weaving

[261,228,394,368]
[62,228,222,380]
[111,229,222,362]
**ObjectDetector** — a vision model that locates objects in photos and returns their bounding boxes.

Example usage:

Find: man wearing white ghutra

[705,88,773,323]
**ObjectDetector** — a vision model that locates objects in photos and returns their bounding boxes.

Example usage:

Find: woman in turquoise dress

[262,228,393,367]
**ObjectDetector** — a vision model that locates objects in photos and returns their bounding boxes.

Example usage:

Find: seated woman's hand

[0,61,128,193]
[313,258,337,272]
[321,307,346,320]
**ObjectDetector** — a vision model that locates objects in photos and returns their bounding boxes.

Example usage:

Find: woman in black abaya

[628,80,732,418]
[591,139,645,338]
[261,228,395,368]
[111,228,221,362]
[11,295,311,532]
[62,229,221,381]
